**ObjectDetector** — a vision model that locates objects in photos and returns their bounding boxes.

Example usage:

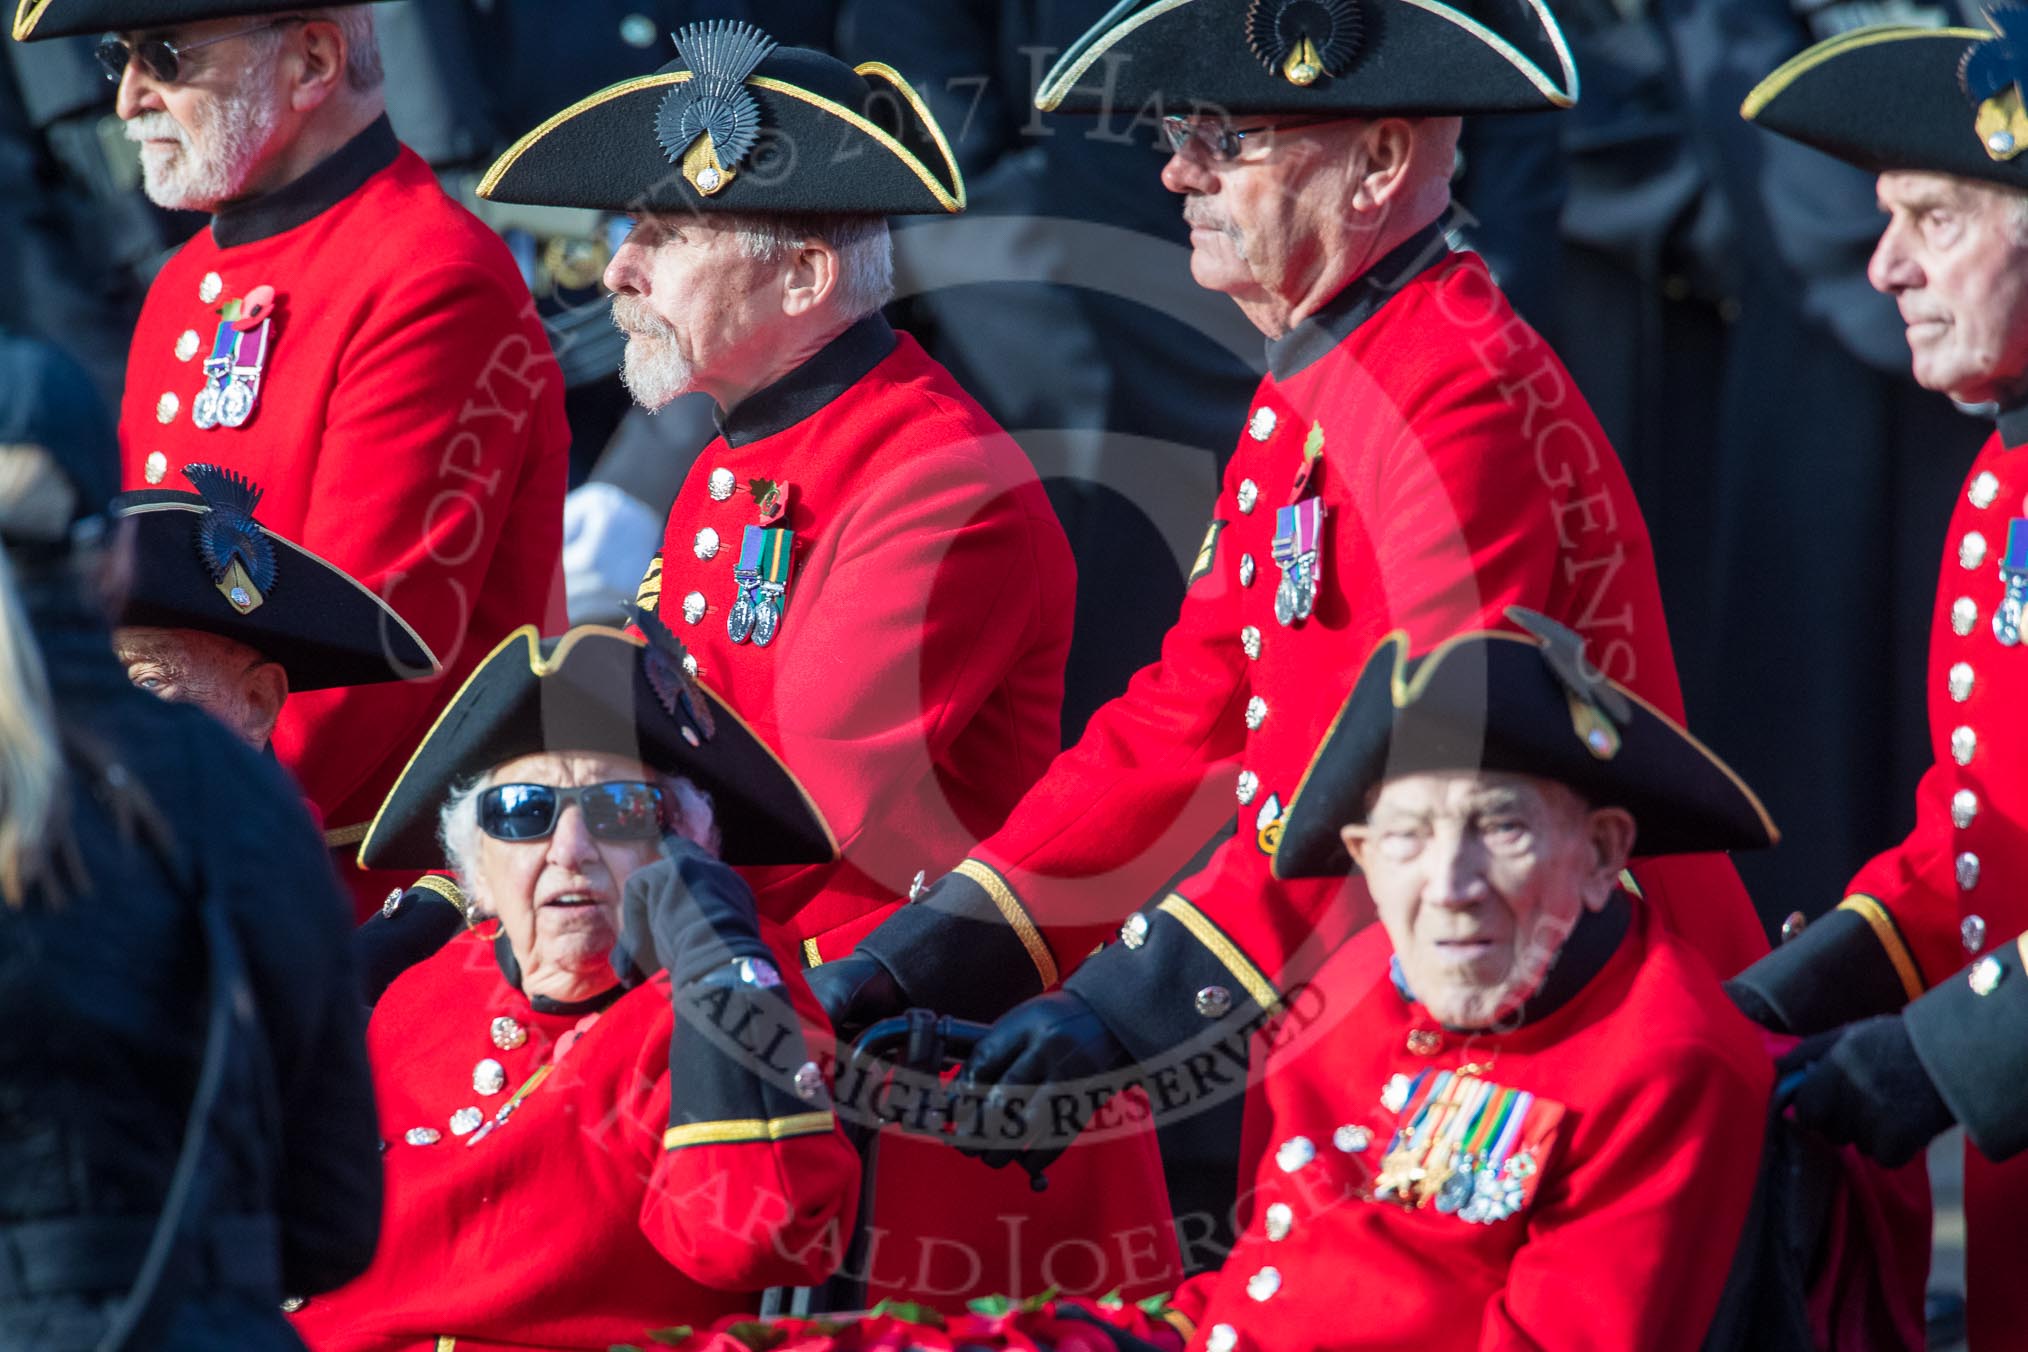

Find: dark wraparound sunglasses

[477,782,667,843]
[96,18,300,84]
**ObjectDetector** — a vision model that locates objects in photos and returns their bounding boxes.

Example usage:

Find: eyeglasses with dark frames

[1159,114,1340,163]
[476,781,668,844]
[95,18,302,85]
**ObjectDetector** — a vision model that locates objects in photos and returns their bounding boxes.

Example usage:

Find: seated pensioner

[1166,614,1776,1352]
[290,617,858,1352]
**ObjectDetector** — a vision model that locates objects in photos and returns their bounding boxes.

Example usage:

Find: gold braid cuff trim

[1837,895,1926,1002]
[954,859,1058,989]
[410,875,474,924]
[662,1111,835,1151]
[435,1339,457,1352]
[1156,894,1280,1015]
[802,937,823,968]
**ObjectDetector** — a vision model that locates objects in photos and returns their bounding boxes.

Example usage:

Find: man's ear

[1581,807,1637,911]
[1350,118,1417,213]
[1339,823,1371,874]
[242,661,289,748]
[284,18,348,113]
[781,239,841,318]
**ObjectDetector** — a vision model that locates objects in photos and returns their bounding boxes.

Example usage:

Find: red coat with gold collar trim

[117,119,568,917]
[1168,902,1768,1352]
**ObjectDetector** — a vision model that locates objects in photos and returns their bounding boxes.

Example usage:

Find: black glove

[1778,1015,1956,1167]
[955,989,1135,1175]
[806,950,909,1038]
[610,835,774,989]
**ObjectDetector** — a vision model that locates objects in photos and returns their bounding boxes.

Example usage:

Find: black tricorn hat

[1742,11,2028,192]
[1270,609,1777,881]
[114,468,438,693]
[478,21,963,216]
[358,617,836,873]
[12,0,395,41]
[1033,0,1578,117]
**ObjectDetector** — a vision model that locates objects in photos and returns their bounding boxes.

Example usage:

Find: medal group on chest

[146,271,281,482]
[669,466,799,654]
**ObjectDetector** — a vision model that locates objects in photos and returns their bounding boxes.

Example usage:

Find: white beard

[125,78,283,213]
[613,297,694,410]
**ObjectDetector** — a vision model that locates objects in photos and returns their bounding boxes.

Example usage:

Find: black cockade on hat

[1244,0,1363,87]
[184,463,275,615]
[656,20,776,194]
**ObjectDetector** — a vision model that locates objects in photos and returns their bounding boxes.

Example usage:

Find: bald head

[115,626,288,748]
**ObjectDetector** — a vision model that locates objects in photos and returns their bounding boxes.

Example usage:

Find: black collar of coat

[492,930,625,1017]
[715,314,897,448]
[1998,397,2028,451]
[1265,215,1455,383]
[211,115,400,249]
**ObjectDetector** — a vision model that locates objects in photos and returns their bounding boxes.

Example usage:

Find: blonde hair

[0,540,62,908]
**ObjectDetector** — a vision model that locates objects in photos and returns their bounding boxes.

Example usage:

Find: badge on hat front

[1993,517,2028,645]
[1963,9,2028,160]
[185,464,276,615]
[657,22,777,196]
[1246,0,1364,88]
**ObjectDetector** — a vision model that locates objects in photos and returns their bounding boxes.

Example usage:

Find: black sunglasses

[476,781,667,843]
[96,18,299,84]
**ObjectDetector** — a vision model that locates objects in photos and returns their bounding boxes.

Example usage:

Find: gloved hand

[806,951,909,1038]
[1778,1015,1956,1167]
[955,989,1135,1175]
[610,835,774,989]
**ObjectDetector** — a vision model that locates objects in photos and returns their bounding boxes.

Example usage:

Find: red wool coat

[1170,903,1769,1352]
[640,317,1178,1307]
[1837,424,2028,1351]
[291,929,860,1352]
[116,118,568,916]
[928,228,1765,1052]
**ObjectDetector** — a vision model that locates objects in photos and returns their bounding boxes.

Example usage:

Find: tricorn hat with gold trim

[115,468,439,693]
[12,0,397,41]
[1742,10,2028,191]
[1033,0,1578,117]
[359,618,837,872]
[478,21,963,216]
[1270,610,1777,880]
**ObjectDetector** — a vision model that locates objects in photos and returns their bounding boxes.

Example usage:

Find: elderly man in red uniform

[814,0,1766,1165]
[1153,617,1775,1352]
[10,0,570,915]
[1721,13,2028,1348]
[473,25,1176,1307]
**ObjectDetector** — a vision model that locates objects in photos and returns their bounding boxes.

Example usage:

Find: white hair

[286,7,384,92]
[438,765,721,914]
[729,212,896,322]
